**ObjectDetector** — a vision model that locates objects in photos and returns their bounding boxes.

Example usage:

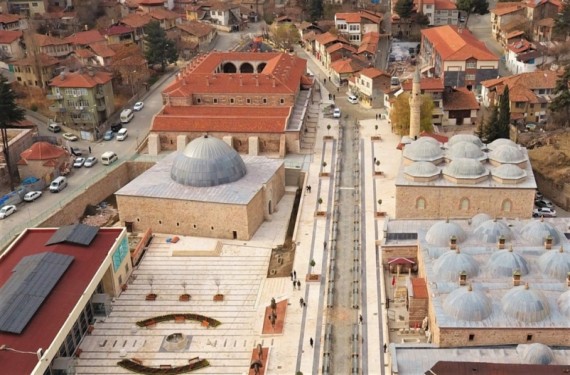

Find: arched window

[416,197,426,209]
[502,199,512,212]
[460,198,470,210]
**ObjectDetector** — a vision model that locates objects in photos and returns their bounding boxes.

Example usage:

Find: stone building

[17,141,69,183]
[395,135,536,219]
[116,135,285,240]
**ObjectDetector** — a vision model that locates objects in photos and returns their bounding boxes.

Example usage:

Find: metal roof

[45,223,99,247]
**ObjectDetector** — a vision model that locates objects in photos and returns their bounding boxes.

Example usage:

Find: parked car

[111,122,122,132]
[347,95,358,104]
[133,101,144,111]
[23,191,42,202]
[535,190,543,200]
[103,130,114,141]
[84,156,98,167]
[0,205,16,219]
[47,122,61,133]
[62,132,78,141]
[533,207,557,217]
[116,128,128,141]
[70,147,82,156]
[73,157,86,168]
[333,108,341,118]
[535,199,553,208]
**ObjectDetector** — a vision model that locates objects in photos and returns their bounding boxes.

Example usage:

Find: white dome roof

[443,158,488,179]
[557,290,570,317]
[403,140,443,162]
[433,249,479,281]
[517,343,555,365]
[520,220,561,246]
[417,136,441,146]
[404,161,440,178]
[426,220,467,247]
[491,164,527,180]
[473,219,513,243]
[447,134,484,148]
[502,284,550,322]
[447,141,485,160]
[488,145,526,164]
[538,248,570,279]
[443,285,492,321]
[486,248,530,277]
[471,213,492,228]
[487,138,517,150]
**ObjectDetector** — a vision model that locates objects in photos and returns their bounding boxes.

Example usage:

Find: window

[466,61,477,69]
[502,199,512,212]
[193,224,197,229]
[416,197,426,209]
[527,334,533,341]
[263,98,267,104]
[196,98,201,104]
[469,334,475,341]
[213,98,218,104]
[280,98,284,104]
[426,4,432,8]
[516,102,525,108]
[230,98,235,104]
[465,74,475,81]
[246,98,251,104]
[460,198,470,210]
[541,103,547,108]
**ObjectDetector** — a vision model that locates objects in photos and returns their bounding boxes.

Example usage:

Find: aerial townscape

[2,0,570,374]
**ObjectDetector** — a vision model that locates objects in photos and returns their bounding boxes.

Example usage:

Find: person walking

[297,281,301,290]
[324,241,327,250]
[294,270,297,279]
[88,146,92,154]
[384,343,387,353]
[310,338,314,348]
[300,298,304,307]
[290,272,293,280]
[359,314,363,324]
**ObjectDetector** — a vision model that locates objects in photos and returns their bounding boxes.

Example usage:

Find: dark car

[111,123,123,132]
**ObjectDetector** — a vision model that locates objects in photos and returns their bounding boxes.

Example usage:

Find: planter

[371,135,382,141]
[374,171,384,176]
[179,294,191,302]
[306,274,321,282]
[315,211,326,217]
[375,211,386,217]
[213,294,224,301]
[320,172,330,177]
[324,135,334,140]
[145,293,157,301]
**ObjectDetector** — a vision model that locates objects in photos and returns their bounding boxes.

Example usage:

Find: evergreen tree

[456,0,489,24]
[475,111,485,139]
[484,105,500,142]
[0,75,25,190]
[144,21,179,72]
[497,85,511,139]
[395,0,415,19]
[308,0,323,22]
[549,65,570,127]
[554,0,570,38]
[389,92,434,135]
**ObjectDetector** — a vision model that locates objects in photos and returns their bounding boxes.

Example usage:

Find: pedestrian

[88,146,92,154]
[324,241,327,250]
[375,114,378,120]
[359,315,363,324]
[383,343,387,353]
[329,93,332,100]
[374,157,377,163]
[310,338,314,348]
[300,297,304,307]
[298,281,302,290]
[292,280,296,288]
[337,87,339,93]
[303,302,306,307]
[324,78,327,84]
[290,272,293,280]
[294,270,297,279]
[333,94,336,100]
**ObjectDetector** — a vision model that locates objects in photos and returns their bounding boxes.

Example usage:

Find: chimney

[498,235,506,249]
[512,269,521,286]
[459,271,467,286]
[567,272,570,287]
[449,235,457,250]
[84,24,88,31]
[544,235,553,249]
[59,71,66,81]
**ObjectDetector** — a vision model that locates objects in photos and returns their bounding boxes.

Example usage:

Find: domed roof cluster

[433,249,479,281]
[471,213,492,228]
[404,161,440,180]
[502,284,550,322]
[426,220,467,247]
[443,285,492,321]
[538,248,570,279]
[557,290,570,317]
[170,135,247,187]
[487,138,517,150]
[446,141,486,161]
[447,134,484,148]
[443,158,488,180]
[403,138,444,163]
[491,164,527,182]
[517,344,555,365]
[486,248,530,277]
[473,219,513,243]
[520,220,561,246]
[488,145,527,165]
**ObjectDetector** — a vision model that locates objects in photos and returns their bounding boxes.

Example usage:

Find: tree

[75,0,105,30]
[0,75,25,191]
[308,0,323,21]
[411,12,430,27]
[549,65,570,127]
[483,105,500,142]
[270,24,300,51]
[389,92,434,136]
[497,85,511,138]
[144,21,179,72]
[394,0,414,20]
[554,0,570,39]
[456,0,489,24]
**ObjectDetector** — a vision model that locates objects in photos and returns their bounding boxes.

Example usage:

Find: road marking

[340,187,355,190]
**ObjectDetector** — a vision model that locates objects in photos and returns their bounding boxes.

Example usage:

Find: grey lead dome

[170,135,247,187]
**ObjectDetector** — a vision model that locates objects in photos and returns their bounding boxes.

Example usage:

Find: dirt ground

[524,130,570,183]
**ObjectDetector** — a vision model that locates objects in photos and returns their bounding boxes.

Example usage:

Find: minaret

[409,67,422,139]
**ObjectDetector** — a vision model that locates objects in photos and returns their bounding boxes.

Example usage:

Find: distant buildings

[334,10,383,46]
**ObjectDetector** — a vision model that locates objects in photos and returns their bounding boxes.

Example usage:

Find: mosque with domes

[115,135,285,240]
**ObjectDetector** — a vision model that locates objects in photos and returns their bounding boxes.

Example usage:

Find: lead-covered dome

[491,164,527,182]
[447,141,486,161]
[443,285,492,321]
[471,213,492,228]
[473,219,513,243]
[487,138,517,151]
[502,284,550,322]
[517,344,555,365]
[404,161,440,179]
[447,134,484,148]
[520,219,561,246]
[538,247,570,279]
[170,135,247,187]
[443,158,488,180]
[486,248,529,277]
[403,139,444,163]
[426,220,467,247]
[433,249,479,281]
[488,144,526,164]
[557,290,570,317]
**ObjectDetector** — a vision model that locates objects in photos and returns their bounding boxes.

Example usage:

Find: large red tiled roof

[401,77,445,91]
[482,71,559,91]
[35,33,71,47]
[358,67,389,79]
[315,32,345,46]
[120,13,153,28]
[176,21,214,37]
[0,30,22,44]
[149,8,181,20]
[12,53,60,67]
[152,105,290,133]
[326,42,356,54]
[0,228,123,375]
[20,142,67,160]
[358,31,380,54]
[421,25,498,61]
[65,29,105,46]
[330,58,365,74]
[104,24,134,36]
[491,3,526,15]
[443,87,480,110]
[49,70,113,88]
[0,13,22,24]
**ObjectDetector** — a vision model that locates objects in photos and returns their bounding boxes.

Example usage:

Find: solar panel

[0,252,74,334]
[565,233,570,240]
[45,223,99,247]
[386,233,418,241]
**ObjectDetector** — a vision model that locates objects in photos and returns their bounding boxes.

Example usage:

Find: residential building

[506,38,552,74]
[186,2,242,32]
[109,43,150,93]
[499,24,526,48]
[533,17,555,42]
[324,42,356,70]
[11,53,60,88]
[348,67,391,108]
[0,128,34,183]
[400,77,445,126]
[148,8,182,30]
[48,69,115,141]
[137,0,173,12]
[0,225,129,375]
[416,0,460,26]
[334,10,383,46]
[88,43,117,66]
[241,0,267,19]
[176,21,216,50]
[103,24,135,45]
[0,30,23,59]
[420,25,499,89]
[490,3,527,41]
[481,70,559,124]
[314,32,348,66]
[17,141,69,181]
[7,0,47,16]
[524,0,561,24]
[34,33,73,58]
[356,31,380,64]
[119,13,153,44]
[0,13,26,31]
[441,87,480,126]
[66,30,106,49]
[330,57,367,86]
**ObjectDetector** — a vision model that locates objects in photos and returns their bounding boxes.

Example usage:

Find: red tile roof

[20,142,67,160]
[335,11,382,24]
[411,278,428,299]
[12,53,60,67]
[402,77,445,91]
[0,13,22,24]
[0,30,22,44]
[421,25,499,61]
[89,43,116,58]
[491,3,526,15]
[420,131,448,143]
[0,228,123,375]
[49,70,113,88]
[434,0,457,10]
[120,13,153,28]
[65,30,105,46]
[74,48,96,58]
[358,31,380,55]
[508,38,533,53]
[104,24,134,36]
[152,105,291,133]
[326,42,356,54]
[443,87,480,110]
[176,21,214,37]
[315,32,346,46]
[358,67,390,79]
[506,30,525,39]
[137,0,165,4]
[35,33,71,47]
[330,58,365,74]
[149,8,181,20]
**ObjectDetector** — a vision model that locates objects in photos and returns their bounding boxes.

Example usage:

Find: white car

[347,94,358,104]
[24,191,42,202]
[63,132,78,141]
[333,108,341,118]
[73,157,86,168]
[0,205,16,219]
[116,128,128,141]
[533,207,556,217]
[133,102,144,111]
[84,156,98,167]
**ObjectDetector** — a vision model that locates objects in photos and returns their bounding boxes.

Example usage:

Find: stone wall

[158,132,285,153]
[437,327,569,347]
[534,171,570,211]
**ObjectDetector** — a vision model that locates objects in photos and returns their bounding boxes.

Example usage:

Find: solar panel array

[0,252,74,334]
[45,223,99,247]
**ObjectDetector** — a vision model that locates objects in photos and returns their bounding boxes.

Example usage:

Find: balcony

[96,103,106,111]
[46,93,63,100]
[49,104,66,113]
[95,91,104,99]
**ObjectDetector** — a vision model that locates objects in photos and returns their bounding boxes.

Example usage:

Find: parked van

[49,176,67,193]
[101,151,118,165]
[116,128,128,141]
[47,122,61,133]
[120,109,134,124]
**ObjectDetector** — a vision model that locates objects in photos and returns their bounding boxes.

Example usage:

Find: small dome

[417,136,441,146]
[471,213,492,228]
[433,249,479,281]
[557,290,570,317]
[487,138,517,150]
[403,140,444,162]
[447,134,484,148]
[443,285,492,321]
[447,141,485,160]
[517,343,555,365]
[486,248,530,277]
[170,135,247,187]
[404,161,440,178]
[520,220,561,246]
[426,220,467,247]
[491,164,527,180]
[443,158,488,179]
[473,219,513,243]
[538,247,570,279]
[502,284,550,322]
[488,145,526,164]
